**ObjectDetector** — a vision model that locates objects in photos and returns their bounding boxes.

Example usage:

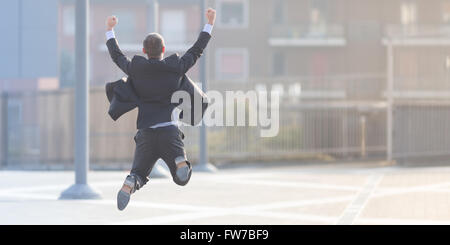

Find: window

[273,52,286,76]
[401,2,417,26]
[216,48,249,81]
[217,0,249,28]
[310,53,329,82]
[161,10,187,49]
[396,51,419,90]
[7,99,23,155]
[400,1,417,35]
[113,11,137,43]
[8,99,22,129]
[62,6,75,36]
[273,0,285,25]
[309,0,328,36]
[443,2,450,24]
[310,0,328,24]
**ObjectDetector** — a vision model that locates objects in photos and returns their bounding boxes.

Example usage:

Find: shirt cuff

[203,24,213,35]
[106,30,116,40]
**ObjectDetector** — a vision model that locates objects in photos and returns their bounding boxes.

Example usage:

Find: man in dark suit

[105,8,216,211]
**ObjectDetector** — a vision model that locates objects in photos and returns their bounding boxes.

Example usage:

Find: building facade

[3,0,450,93]
[3,0,450,166]
[0,0,59,93]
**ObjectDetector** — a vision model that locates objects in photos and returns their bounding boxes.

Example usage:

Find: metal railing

[385,24,450,38]
[271,24,346,39]
[2,74,450,168]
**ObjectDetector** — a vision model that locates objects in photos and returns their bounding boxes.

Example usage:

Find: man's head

[143,33,166,59]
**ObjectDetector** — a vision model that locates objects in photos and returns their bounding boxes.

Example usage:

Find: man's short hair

[143,33,165,57]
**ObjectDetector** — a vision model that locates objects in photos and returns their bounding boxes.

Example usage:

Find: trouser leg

[130,129,159,189]
[158,126,192,186]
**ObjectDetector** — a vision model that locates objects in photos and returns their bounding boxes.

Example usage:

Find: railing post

[387,40,394,163]
[1,93,8,168]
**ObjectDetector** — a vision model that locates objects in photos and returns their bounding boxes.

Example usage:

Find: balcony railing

[209,74,386,101]
[384,24,450,39]
[271,24,345,43]
[269,24,346,46]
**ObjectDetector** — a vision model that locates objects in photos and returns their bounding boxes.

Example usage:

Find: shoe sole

[117,185,132,211]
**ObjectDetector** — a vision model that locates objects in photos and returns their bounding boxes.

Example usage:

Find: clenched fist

[106,16,118,31]
[206,8,216,25]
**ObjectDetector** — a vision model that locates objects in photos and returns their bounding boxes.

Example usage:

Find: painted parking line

[336,174,384,225]
[246,210,336,224]
[356,217,450,225]
[80,199,223,212]
[110,210,231,225]
[373,181,450,198]
[109,196,354,225]
[241,195,354,211]
[3,167,450,225]
[216,178,362,191]
[0,192,57,200]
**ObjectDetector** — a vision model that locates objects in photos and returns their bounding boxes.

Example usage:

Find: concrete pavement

[1,162,450,225]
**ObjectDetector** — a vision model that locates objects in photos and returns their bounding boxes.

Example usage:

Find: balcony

[382,25,450,46]
[269,24,347,47]
[209,74,385,101]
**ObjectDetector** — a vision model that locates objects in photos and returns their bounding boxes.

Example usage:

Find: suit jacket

[106,31,211,129]
[106,75,209,127]
[105,77,140,122]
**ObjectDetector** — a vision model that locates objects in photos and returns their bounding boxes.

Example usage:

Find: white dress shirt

[106,24,213,41]
[106,24,213,129]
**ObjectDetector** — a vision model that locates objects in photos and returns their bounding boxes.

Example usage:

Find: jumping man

[105,8,216,211]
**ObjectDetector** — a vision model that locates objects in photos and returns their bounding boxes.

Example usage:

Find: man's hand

[106,16,118,31]
[206,8,216,25]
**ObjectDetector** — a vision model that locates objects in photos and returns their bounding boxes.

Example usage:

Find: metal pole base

[149,159,170,178]
[59,184,102,200]
[193,163,217,173]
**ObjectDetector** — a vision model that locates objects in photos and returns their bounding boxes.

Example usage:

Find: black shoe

[117,175,137,211]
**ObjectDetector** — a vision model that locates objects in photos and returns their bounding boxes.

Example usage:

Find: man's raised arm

[105,16,131,75]
[178,8,216,75]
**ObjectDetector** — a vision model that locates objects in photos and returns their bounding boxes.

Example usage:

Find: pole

[360,115,367,158]
[147,0,171,178]
[74,0,89,187]
[387,40,394,163]
[147,0,159,33]
[194,0,217,172]
[1,93,8,168]
[60,0,101,200]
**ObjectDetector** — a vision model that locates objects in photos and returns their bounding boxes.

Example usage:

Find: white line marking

[215,178,361,191]
[81,195,353,213]
[0,181,121,194]
[5,169,450,225]
[336,174,384,225]
[110,211,231,225]
[109,208,337,225]
[246,211,336,224]
[0,192,57,200]
[373,182,450,198]
[108,196,353,225]
[241,196,354,211]
[356,217,450,225]
[80,199,222,212]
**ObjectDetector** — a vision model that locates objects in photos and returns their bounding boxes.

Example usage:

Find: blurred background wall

[2,0,450,169]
